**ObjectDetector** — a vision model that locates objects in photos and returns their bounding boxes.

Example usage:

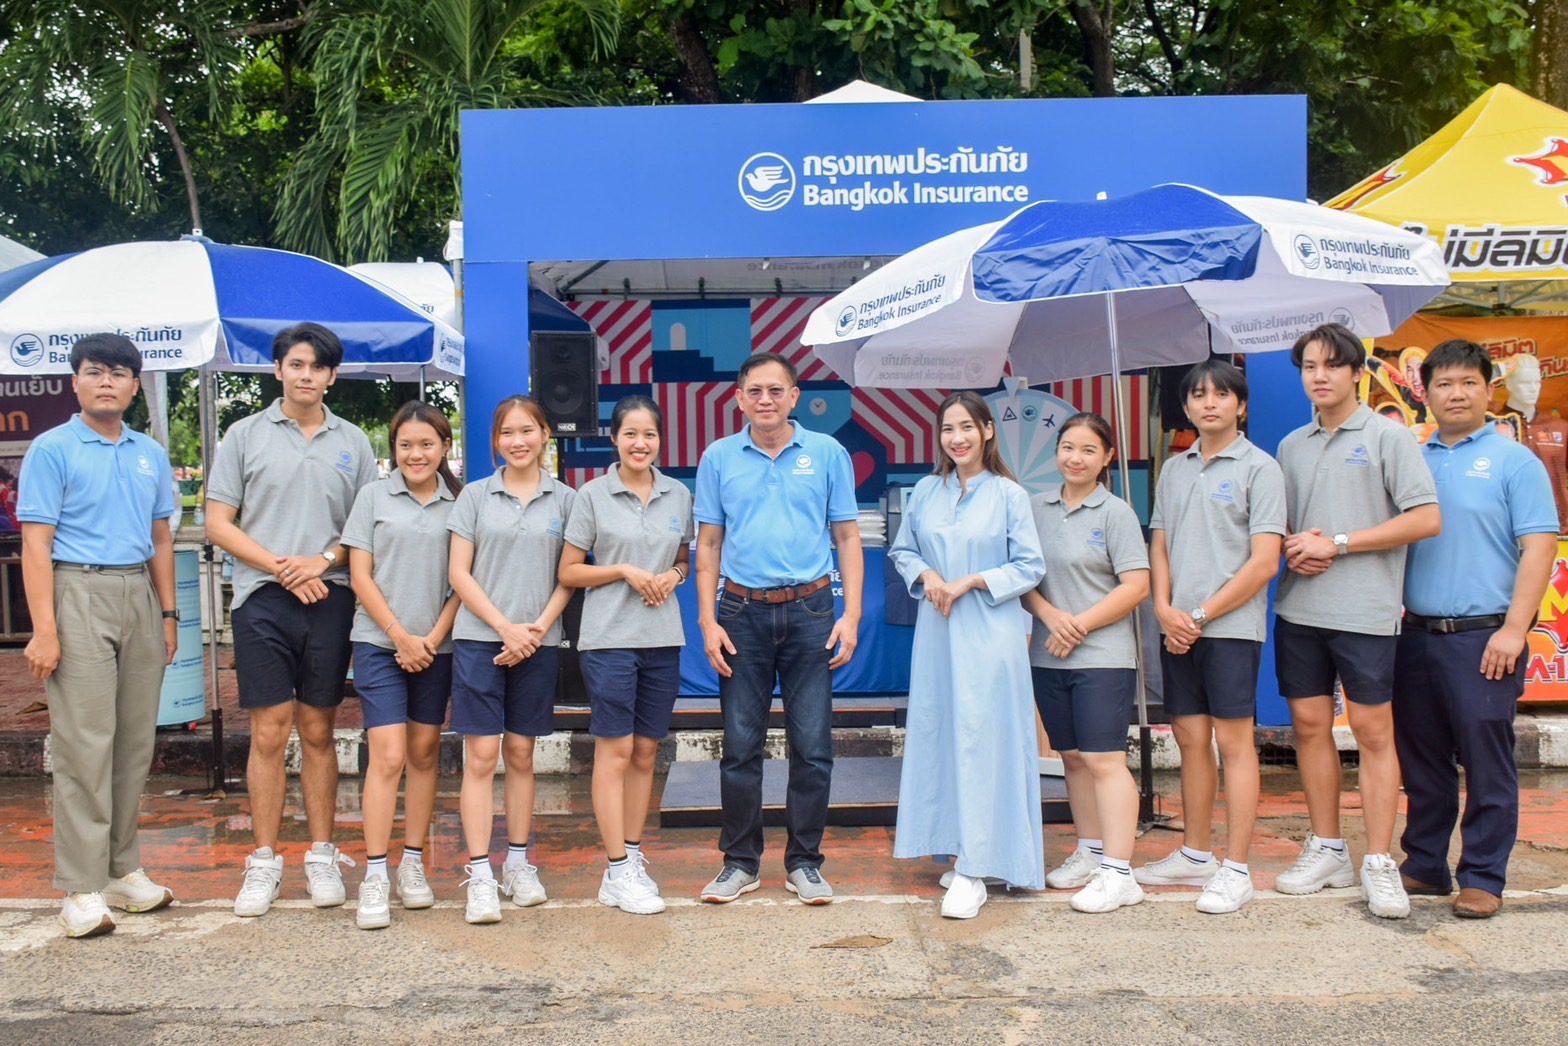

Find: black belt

[53,562,146,575]
[1403,611,1508,634]
[724,576,831,604]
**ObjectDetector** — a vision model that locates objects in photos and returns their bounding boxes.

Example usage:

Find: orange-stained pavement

[5,769,1568,904]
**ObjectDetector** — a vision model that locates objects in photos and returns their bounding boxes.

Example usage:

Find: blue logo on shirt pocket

[1345,444,1370,466]
[1211,479,1235,503]
[668,515,683,533]
[547,517,563,537]
[335,451,357,476]
[1087,528,1107,549]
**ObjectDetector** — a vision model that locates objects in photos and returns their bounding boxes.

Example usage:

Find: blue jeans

[717,585,836,874]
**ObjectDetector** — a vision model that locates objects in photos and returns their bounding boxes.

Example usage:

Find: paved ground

[4,770,1568,1043]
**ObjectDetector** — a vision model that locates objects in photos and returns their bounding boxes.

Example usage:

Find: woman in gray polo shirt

[559,396,693,916]
[447,395,575,925]
[1023,412,1150,915]
[342,401,462,930]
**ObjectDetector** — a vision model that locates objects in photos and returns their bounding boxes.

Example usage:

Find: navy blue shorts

[450,640,558,737]
[352,643,452,729]
[1161,638,1261,720]
[1031,666,1135,754]
[580,646,682,739]
[1274,616,1396,705]
[232,582,355,710]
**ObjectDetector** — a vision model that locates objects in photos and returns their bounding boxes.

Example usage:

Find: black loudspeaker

[530,331,599,435]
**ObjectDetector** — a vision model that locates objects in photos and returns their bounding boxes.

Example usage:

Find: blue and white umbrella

[0,237,463,379]
[803,183,1448,388]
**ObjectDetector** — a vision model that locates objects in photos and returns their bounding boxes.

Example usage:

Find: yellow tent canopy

[1327,83,1568,310]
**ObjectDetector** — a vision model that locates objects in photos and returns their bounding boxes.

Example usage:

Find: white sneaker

[1195,866,1255,914]
[396,859,436,909]
[1274,834,1355,895]
[462,866,502,924]
[1070,867,1145,913]
[103,868,174,913]
[938,870,1007,889]
[1134,849,1220,887]
[627,849,658,892]
[356,877,392,930]
[940,872,988,919]
[59,892,115,938]
[1361,854,1411,919]
[501,860,547,907]
[1046,846,1101,889]
[234,851,284,917]
[599,864,667,915]
[303,843,355,908]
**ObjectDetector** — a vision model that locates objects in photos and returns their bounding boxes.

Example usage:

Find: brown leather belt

[724,576,831,604]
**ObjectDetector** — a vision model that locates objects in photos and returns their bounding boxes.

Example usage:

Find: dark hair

[933,391,1016,482]
[69,332,142,377]
[490,394,549,467]
[272,321,344,369]
[1058,411,1117,489]
[610,394,664,439]
[389,400,462,494]
[737,352,798,387]
[1421,339,1493,388]
[1179,358,1249,406]
[1290,322,1366,371]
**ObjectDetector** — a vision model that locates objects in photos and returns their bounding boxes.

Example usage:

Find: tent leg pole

[199,368,226,792]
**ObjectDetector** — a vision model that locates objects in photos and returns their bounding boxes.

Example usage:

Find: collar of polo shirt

[1309,401,1373,435]
[1042,481,1110,508]
[265,398,340,429]
[387,468,457,501]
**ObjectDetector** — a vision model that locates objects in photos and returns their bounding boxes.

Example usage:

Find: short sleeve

[446,484,480,542]
[825,441,859,523]
[1105,499,1151,575]
[354,431,379,490]
[151,444,176,520]
[1507,452,1560,537]
[693,450,724,526]
[678,485,695,544]
[1248,456,1288,536]
[563,485,598,551]
[1148,466,1172,532]
[15,439,65,525]
[206,423,247,508]
[341,484,378,552]
[1382,424,1439,512]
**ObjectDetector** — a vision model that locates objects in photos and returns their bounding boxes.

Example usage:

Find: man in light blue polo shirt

[1395,339,1556,919]
[694,352,863,904]
[18,333,179,938]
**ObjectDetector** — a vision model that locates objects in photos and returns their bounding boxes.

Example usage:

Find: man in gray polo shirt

[1271,323,1440,920]
[206,322,378,917]
[1136,359,1285,914]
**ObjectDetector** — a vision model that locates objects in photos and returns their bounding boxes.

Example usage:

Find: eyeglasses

[741,385,791,401]
[79,366,136,383]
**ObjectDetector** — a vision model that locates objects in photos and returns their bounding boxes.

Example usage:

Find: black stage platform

[659,756,1072,828]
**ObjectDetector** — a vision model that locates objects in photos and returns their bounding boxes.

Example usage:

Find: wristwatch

[321,549,338,566]
[1190,606,1207,627]
[162,609,180,621]
[1333,533,1350,557]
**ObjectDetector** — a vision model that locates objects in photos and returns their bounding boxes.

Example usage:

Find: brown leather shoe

[1401,873,1452,897]
[1453,887,1502,918]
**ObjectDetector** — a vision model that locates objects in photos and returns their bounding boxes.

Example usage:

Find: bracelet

[671,565,688,584]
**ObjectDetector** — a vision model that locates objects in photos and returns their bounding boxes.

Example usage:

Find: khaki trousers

[47,564,166,892]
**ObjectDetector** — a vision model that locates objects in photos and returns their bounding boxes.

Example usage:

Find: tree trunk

[1538,0,1568,110]
[155,103,203,233]
[669,11,722,104]
[1069,1,1115,97]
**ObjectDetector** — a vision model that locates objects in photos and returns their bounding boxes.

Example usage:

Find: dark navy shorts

[1031,666,1136,754]
[1161,638,1261,720]
[352,643,452,729]
[1274,616,1396,706]
[450,640,558,737]
[579,646,682,739]
[232,582,355,710]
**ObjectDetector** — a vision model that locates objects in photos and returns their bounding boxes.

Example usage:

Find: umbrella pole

[199,367,226,793]
[1103,295,1158,827]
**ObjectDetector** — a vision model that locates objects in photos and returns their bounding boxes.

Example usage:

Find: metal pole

[198,366,226,792]
[1103,294,1157,825]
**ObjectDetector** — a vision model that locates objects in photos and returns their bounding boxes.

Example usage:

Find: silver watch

[1333,533,1350,557]
[1190,606,1207,627]
[321,549,338,565]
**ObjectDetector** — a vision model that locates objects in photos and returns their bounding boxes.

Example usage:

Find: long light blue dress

[889,470,1048,889]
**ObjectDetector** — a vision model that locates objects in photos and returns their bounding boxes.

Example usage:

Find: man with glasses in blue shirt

[18,333,179,938]
[695,352,863,905]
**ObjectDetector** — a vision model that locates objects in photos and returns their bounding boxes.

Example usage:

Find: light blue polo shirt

[694,421,858,589]
[17,414,175,564]
[1404,425,1557,618]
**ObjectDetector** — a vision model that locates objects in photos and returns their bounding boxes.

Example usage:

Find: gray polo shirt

[564,465,694,651]
[447,469,575,645]
[341,471,458,651]
[207,399,377,610]
[1274,403,1438,636]
[1030,484,1150,670]
[1150,435,1286,643]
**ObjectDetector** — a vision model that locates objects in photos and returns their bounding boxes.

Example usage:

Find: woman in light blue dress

[889,391,1047,919]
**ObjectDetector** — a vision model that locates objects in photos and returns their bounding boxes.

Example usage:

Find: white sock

[365,855,389,882]
[506,843,528,868]
[468,857,494,882]
[253,846,274,860]
[1102,857,1132,875]
[608,856,630,881]
[1222,858,1249,875]
[1318,837,1346,852]
[1080,839,1105,857]
[1181,846,1213,864]
[401,846,423,866]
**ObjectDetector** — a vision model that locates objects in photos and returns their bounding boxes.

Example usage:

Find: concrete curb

[3,713,1567,778]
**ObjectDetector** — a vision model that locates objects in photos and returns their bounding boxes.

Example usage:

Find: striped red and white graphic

[568,300,652,383]
[1045,375,1150,460]
[653,382,745,468]
[852,388,948,464]
[751,297,833,381]
[563,467,600,489]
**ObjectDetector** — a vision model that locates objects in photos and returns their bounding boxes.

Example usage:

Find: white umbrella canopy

[0,234,44,274]
[804,184,1450,388]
